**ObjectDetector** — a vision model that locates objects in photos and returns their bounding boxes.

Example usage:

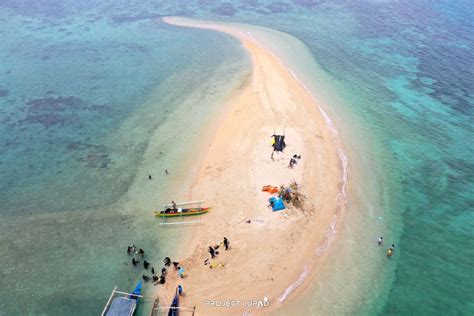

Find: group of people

[127,245,145,257]
[378,236,396,257]
[208,237,230,259]
[127,245,184,284]
[288,154,302,169]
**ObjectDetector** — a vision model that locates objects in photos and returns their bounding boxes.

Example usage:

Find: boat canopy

[272,135,286,152]
[105,297,136,316]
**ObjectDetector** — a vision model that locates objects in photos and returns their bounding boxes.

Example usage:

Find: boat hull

[154,207,210,218]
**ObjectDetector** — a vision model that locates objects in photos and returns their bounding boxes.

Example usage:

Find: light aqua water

[0,4,251,315]
[1,1,473,315]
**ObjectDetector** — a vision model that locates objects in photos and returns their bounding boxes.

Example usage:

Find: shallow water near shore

[1,1,473,315]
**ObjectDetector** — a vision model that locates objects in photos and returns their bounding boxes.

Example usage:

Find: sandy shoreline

[155,17,344,314]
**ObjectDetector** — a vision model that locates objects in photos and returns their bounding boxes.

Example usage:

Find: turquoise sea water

[1,1,473,315]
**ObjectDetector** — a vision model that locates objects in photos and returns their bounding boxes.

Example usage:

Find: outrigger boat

[150,286,195,316]
[155,200,209,226]
[101,281,142,316]
[167,289,180,316]
[154,207,210,218]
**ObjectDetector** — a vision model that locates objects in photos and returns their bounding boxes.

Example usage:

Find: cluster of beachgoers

[126,245,183,285]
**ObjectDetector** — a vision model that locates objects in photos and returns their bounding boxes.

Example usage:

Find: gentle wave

[278,67,348,302]
[278,265,311,302]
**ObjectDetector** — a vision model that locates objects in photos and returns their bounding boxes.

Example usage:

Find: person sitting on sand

[164,257,171,266]
[172,261,180,269]
[152,275,159,282]
[208,246,216,258]
[161,267,167,276]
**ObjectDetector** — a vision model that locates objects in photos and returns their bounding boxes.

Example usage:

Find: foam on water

[278,265,311,303]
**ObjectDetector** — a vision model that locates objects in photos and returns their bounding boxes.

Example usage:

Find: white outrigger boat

[101,281,143,316]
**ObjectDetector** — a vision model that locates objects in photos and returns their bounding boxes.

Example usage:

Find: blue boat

[101,281,142,316]
[167,286,182,316]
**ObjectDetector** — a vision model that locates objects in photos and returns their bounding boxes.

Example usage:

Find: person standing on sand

[223,237,229,250]
[208,246,216,258]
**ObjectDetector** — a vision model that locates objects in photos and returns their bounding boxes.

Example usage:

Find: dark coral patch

[293,0,320,8]
[111,11,163,24]
[213,3,238,16]
[67,141,111,169]
[0,86,9,97]
[266,2,291,13]
[17,96,109,129]
[78,152,111,169]
[22,96,84,113]
[20,113,65,128]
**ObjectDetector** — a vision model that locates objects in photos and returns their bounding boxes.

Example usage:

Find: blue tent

[269,197,285,211]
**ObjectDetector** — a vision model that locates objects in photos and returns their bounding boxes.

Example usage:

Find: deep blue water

[1,1,473,315]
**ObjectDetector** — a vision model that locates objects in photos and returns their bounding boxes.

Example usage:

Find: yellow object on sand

[271,136,275,145]
[210,262,225,269]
